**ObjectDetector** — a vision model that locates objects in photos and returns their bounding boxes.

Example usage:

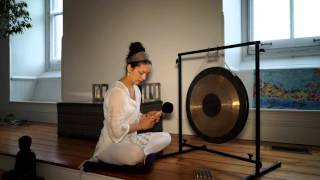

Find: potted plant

[0,0,32,38]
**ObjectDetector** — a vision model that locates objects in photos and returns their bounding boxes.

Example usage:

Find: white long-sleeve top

[93,81,150,159]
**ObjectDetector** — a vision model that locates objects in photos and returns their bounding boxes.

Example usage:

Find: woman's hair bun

[127,42,145,59]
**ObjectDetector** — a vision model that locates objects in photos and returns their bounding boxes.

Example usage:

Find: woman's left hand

[145,111,162,123]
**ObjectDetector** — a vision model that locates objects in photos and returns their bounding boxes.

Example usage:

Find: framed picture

[92,84,102,102]
[141,83,161,103]
[92,84,109,102]
[101,84,109,99]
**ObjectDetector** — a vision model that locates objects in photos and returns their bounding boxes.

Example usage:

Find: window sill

[10,71,61,81]
[37,71,61,79]
[246,45,320,59]
[9,100,58,104]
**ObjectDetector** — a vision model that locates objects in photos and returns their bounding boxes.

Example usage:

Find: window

[10,0,61,102]
[49,0,63,70]
[247,0,320,55]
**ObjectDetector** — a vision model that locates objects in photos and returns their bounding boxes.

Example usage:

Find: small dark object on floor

[271,145,310,154]
[193,167,214,180]
[8,119,30,126]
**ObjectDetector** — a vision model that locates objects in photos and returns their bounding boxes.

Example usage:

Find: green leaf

[0,0,32,38]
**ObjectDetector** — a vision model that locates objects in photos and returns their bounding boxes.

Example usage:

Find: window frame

[46,0,63,71]
[245,0,320,57]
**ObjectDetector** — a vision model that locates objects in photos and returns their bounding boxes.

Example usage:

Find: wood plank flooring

[0,122,319,180]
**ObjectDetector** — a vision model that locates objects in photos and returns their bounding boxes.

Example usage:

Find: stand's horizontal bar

[183,143,256,164]
[178,41,260,56]
[160,142,257,165]
[158,145,204,159]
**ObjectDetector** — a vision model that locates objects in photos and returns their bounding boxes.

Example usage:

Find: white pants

[96,132,171,165]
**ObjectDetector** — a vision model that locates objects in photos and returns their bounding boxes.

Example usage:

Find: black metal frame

[160,41,281,179]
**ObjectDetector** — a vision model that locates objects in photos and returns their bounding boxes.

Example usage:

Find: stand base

[245,162,282,180]
[160,140,282,179]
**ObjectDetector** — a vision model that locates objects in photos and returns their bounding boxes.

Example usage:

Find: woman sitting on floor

[85,42,171,170]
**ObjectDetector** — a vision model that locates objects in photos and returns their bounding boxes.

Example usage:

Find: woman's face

[127,63,152,85]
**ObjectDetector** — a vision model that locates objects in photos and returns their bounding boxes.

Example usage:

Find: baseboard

[0,107,57,124]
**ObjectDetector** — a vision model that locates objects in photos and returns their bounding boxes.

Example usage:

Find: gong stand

[161,41,281,179]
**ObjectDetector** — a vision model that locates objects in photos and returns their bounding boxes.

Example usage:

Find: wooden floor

[0,122,319,180]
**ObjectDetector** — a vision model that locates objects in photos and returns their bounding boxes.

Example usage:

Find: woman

[92,42,171,166]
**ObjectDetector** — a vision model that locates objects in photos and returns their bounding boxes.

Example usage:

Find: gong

[186,67,249,143]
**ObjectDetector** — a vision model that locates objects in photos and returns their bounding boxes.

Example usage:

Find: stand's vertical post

[178,54,183,153]
[255,42,261,175]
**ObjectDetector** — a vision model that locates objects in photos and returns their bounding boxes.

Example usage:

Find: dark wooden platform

[0,122,319,180]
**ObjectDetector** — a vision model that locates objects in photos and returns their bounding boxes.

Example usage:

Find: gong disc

[186,67,249,143]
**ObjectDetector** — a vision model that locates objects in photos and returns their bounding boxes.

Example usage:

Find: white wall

[32,77,61,102]
[1,0,224,130]
[62,0,224,134]
[10,77,37,101]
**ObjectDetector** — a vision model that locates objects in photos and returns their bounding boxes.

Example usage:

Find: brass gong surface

[186,67,248,143]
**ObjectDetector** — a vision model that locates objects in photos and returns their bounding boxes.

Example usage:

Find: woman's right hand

[139,114,156,130]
